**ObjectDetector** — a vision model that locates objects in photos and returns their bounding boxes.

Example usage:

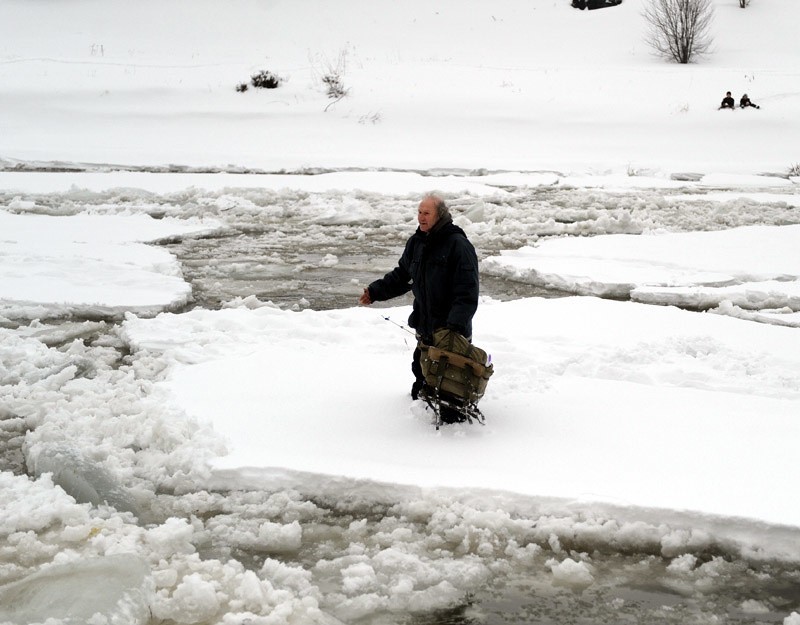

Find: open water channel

[2,177,800,624]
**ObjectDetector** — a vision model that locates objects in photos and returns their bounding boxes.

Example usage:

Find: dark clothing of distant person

[720,93,735,110]
[740,94,760,109]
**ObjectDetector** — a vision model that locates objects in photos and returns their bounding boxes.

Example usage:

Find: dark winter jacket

[720,96,735,109]
[367,217,479,342]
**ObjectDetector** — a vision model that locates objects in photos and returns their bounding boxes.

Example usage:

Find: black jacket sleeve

[367,236,415,302]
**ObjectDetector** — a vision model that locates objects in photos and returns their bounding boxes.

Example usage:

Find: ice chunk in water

[29,445,140,517]
[0,554,152,625]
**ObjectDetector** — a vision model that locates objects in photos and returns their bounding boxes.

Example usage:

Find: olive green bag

[419,328,494,405]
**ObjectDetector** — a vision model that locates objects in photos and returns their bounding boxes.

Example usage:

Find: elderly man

[359,192,480,402]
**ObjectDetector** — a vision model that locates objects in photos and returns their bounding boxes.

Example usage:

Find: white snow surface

[2,0,800,622]
[0,212,217,316]
[482,224,800,320]
[0,0,798,175]
[122,293,800,527]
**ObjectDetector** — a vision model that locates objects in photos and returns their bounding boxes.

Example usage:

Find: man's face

[418,198,439,233]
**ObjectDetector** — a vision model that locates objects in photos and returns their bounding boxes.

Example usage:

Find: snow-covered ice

[482,224,800,324]
[0,553,152,625]
[2,0,800,622]
[0,212,218,319]
[121,293,800,527]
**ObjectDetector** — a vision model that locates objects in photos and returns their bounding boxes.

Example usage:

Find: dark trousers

[411,347,423,382]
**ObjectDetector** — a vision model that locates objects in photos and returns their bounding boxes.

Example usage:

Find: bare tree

[643,0,715,64]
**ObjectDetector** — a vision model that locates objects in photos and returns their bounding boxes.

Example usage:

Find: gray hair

[423,192,451,220]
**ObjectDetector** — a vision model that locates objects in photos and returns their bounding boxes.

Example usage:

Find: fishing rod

[378,313,417,336]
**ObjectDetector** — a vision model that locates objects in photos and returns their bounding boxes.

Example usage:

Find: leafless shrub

[322,73,348,100]
[643,0,715,64]
[250,69,282,89]
[311,47,351,111]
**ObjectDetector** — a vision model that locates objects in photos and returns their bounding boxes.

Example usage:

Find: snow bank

[1,0,798,174]
[0,211,219,319]
[121,294,800,528]
[0,170,508,196]
[482,225,800,324]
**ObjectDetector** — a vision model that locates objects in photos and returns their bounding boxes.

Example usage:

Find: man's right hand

[359,288,372,306]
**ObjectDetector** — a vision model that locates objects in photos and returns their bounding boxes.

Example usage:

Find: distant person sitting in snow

[719,91,735,110]
[740,93,760,109]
